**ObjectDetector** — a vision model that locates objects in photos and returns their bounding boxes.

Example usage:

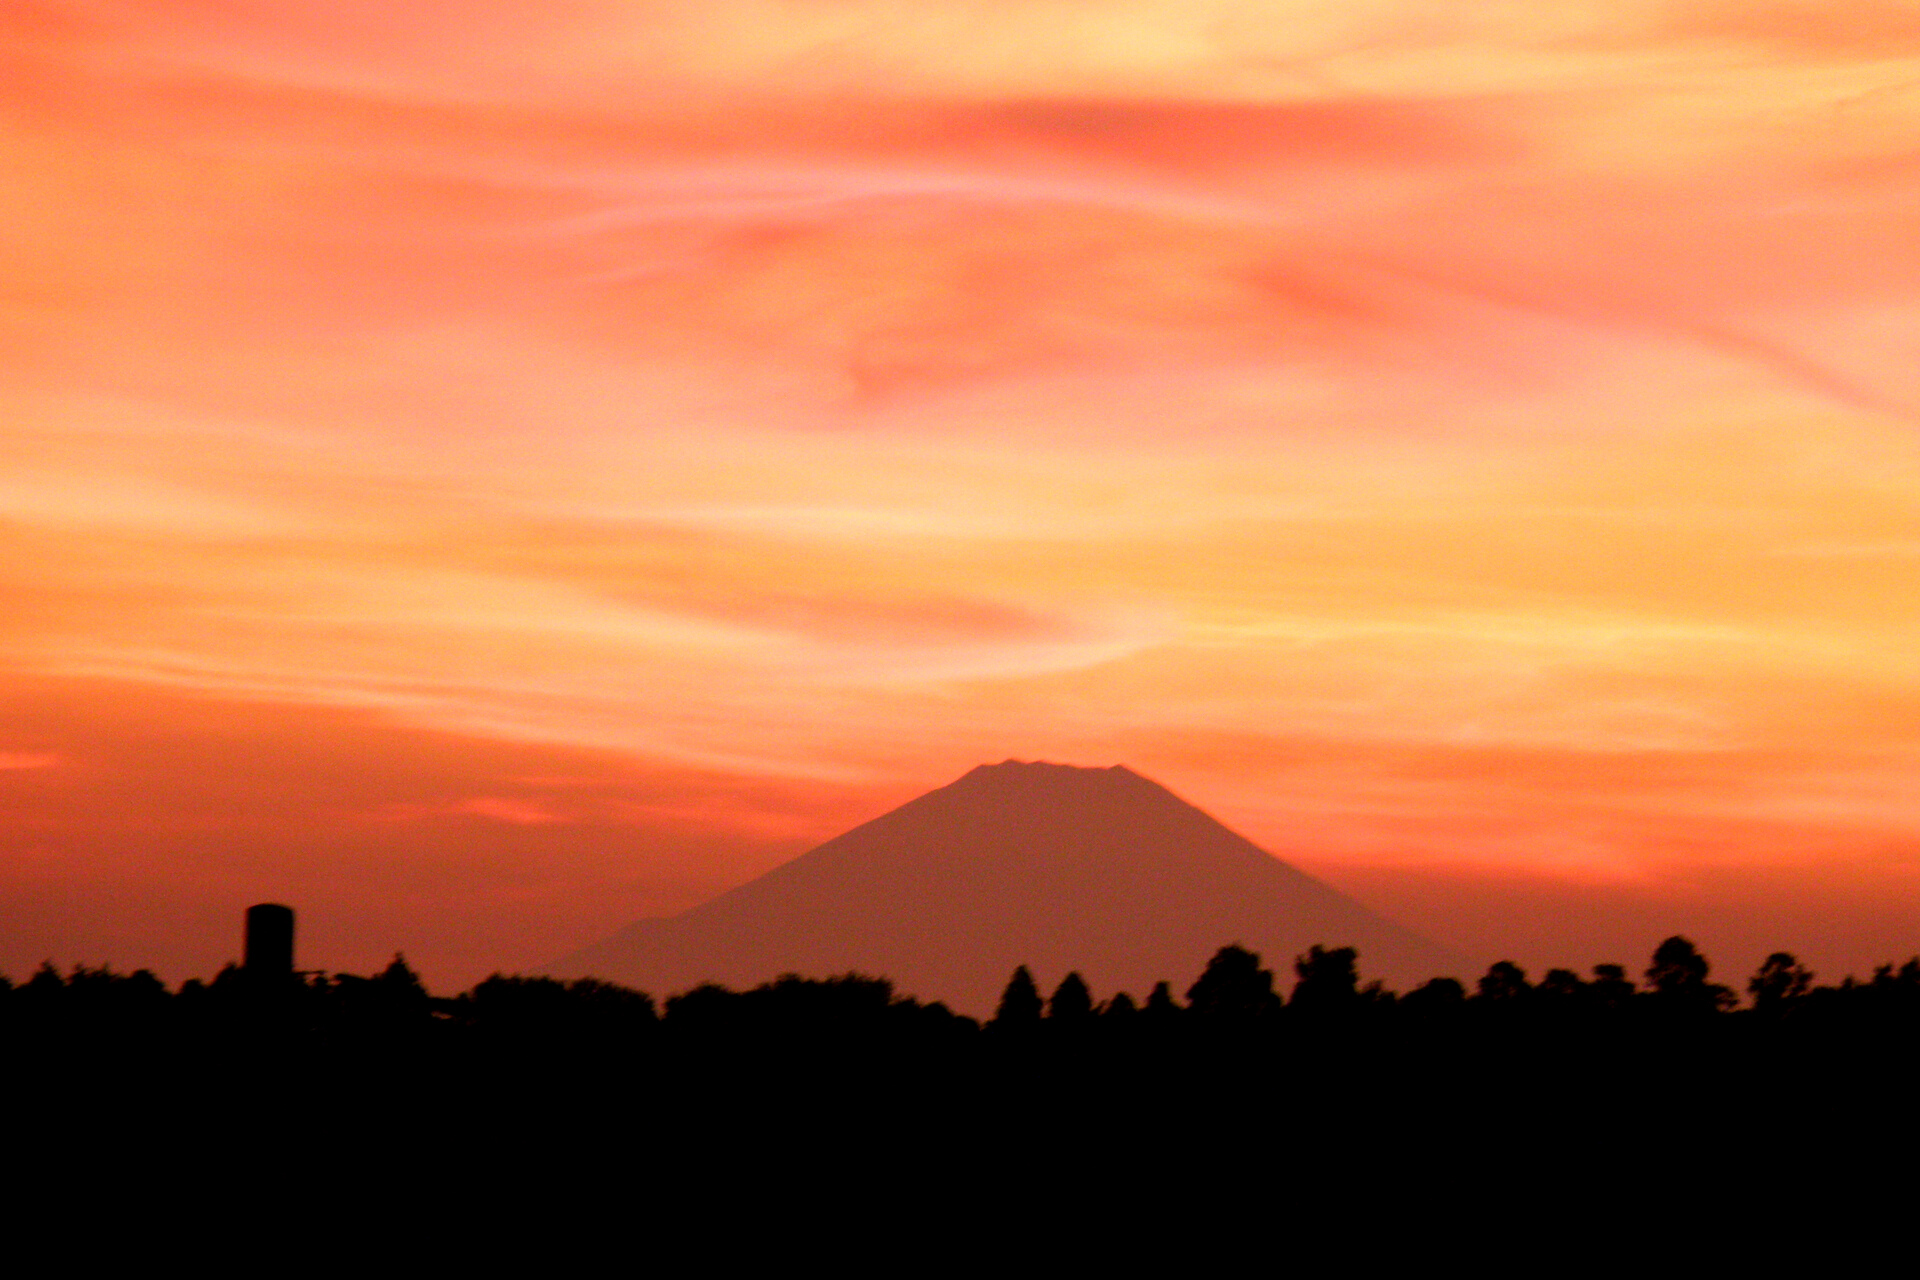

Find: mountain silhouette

[551,760,1463,1012]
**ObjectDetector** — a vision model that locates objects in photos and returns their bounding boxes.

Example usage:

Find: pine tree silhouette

[1142,981,1182,1021]
[1046,972,1095,1024]
[991,965,1043,1029]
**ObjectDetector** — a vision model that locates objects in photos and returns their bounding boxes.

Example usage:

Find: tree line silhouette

[16,931,1920,1213]
[8,935,1920,1054]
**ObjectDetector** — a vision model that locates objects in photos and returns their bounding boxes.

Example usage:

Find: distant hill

[550,760,1464,1013]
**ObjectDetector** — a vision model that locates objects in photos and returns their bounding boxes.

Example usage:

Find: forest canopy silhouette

[18,929,1920,1200]
[11,935,1919,1055]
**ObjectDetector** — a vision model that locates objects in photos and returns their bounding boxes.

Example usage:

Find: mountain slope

[551,760,1462,1013]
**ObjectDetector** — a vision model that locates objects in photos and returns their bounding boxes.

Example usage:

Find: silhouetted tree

[1852,959,1920,1026]
[1400,976,1466,1023]
[1101,991,1138,1019]
[1047,972,1095,1024]
[376,953,426,996]
[745,972,898,1039]
[1290,945,1360,1015]
[21,961,62,1007]
[663,982,741,1036]
[1474,960,1532,1002]
[1589,963,1636,1011]
[1536,969,1586,1002]
[1141,981,1182,1022]
[1748,952,1814,1014]
[309,955,435,1039]
[462,974,657,1048]
[13,962,175,1041]
[560,977,658,1026]
[1186,945,1280,1023]
[466,974,569,1023]
[361,953,432,1027]
[1645,936,1735,1015]
[63,965,169,1033]
[1645,936,1707,992]
[992,966,1044,1030]
[1526,968,1592,1036]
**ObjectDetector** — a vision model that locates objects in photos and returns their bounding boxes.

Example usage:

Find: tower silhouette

[244,903,295,978]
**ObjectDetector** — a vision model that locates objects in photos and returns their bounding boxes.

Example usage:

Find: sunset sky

[9,1,1920,990]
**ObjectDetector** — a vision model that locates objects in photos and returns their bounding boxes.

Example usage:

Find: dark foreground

[8,936,1917,1246]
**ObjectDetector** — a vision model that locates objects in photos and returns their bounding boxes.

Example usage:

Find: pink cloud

[364,795,569,826]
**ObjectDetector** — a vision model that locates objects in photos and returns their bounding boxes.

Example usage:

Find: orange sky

[8,2,1920,992]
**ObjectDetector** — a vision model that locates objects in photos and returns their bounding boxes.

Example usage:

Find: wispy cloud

[8,0,1920,982]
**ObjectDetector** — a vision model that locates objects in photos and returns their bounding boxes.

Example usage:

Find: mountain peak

[553,761,1460,1012]
[950,759,1155,790]
[966,758,1126,774]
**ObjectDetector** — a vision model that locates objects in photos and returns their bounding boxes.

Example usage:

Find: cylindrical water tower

[244,903,295,977]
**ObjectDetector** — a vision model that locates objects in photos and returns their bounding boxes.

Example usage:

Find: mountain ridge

[551,759,1463,1013]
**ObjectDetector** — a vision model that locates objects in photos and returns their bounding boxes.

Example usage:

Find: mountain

[550,760,1464,1013]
